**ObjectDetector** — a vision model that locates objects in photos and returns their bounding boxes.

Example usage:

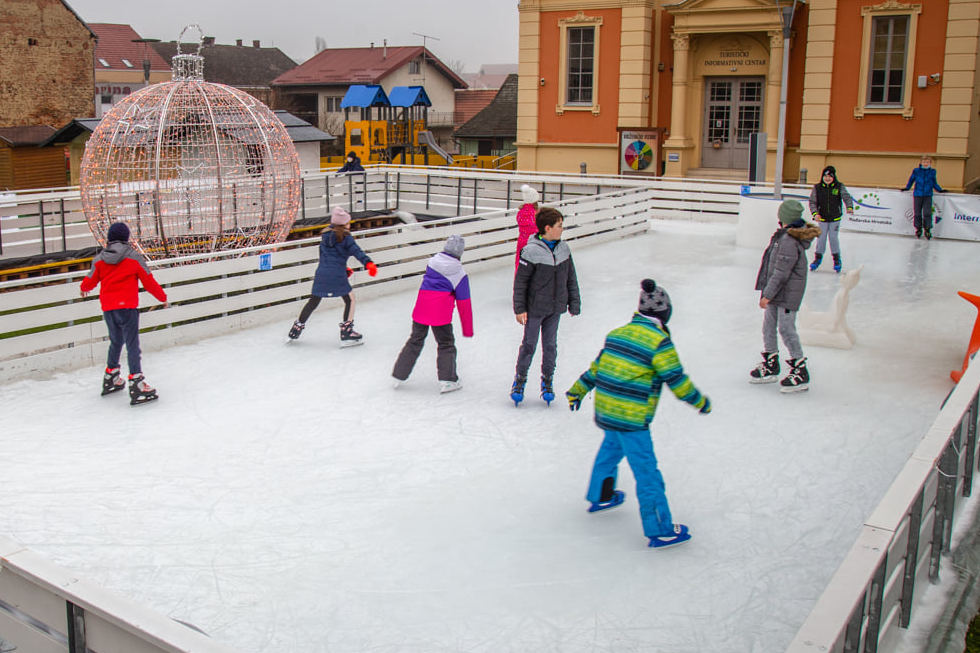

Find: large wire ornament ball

[80,27,301,259]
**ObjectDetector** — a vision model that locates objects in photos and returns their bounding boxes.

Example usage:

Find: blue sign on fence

[740,185,751,196]
[258,252,272,271]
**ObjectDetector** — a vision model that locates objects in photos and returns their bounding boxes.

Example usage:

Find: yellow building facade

[517,0,980,191]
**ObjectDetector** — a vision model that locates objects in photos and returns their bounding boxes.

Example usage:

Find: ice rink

[3,220,978,652]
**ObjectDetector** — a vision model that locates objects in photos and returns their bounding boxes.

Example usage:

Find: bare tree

[446,57,467,75]
[314,36,327,53]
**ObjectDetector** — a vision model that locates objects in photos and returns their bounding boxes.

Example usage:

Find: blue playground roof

[340,85,390,108]
[388,86,431,108]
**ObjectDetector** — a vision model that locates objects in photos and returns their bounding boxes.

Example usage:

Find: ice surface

[2,220,977,652]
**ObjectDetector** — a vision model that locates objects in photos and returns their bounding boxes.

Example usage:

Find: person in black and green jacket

[808,165,853,273]
[565,279,711,550]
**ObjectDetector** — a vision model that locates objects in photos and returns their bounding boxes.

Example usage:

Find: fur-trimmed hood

[786,223,821,246]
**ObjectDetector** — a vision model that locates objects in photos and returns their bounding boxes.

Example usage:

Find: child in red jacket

[80,222,169,405]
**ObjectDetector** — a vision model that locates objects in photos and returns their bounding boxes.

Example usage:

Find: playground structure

[342,85,453,166]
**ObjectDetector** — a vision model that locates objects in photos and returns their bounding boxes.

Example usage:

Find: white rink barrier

[786,358,980,653]
[0,168,769,261]
[0,186,655,383]
[0,536,234,653]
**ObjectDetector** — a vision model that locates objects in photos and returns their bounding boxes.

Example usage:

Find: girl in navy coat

[288,206,377,344]
[902,155,946,239]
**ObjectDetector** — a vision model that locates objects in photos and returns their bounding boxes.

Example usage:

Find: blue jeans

[104,308,141,375]
[587,428,674,537]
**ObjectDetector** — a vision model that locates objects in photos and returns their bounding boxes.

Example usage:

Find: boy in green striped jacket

[565,279,711,549]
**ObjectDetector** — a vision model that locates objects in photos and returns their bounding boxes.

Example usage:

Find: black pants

[913,196,934,231]
[515,312,561,380]
[104,308,141,375]
[298,294,352,323]
[392,321,457,382]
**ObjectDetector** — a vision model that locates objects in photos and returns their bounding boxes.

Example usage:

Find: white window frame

[98,58,110,68]
[556,12,602,116]
[121,58,133,68]
[408,59,421,75]
[854,1,921,120]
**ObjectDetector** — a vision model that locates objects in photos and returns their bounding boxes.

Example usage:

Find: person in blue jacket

[337,151,364,173]
[288,206,378,344]
[902,155,946,240]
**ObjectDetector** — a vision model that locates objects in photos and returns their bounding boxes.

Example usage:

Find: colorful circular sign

[624,140,653,171]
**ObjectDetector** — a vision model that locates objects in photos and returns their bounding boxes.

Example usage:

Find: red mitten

[346,267,353,278]
[366,262,378,277]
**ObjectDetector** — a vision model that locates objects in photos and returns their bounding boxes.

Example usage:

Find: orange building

[517,0,980,191]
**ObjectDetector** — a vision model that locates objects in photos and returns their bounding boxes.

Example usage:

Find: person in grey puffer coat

[749,200,821,393]
[511,206,581,404]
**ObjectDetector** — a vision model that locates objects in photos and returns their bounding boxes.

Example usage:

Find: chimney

[383,39,387,58]
[236,39,243,47]
[253,40,260,48]
[203,36,215,46]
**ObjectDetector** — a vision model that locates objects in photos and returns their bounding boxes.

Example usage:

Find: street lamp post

[131,37,161,85]
[773,0,799,200]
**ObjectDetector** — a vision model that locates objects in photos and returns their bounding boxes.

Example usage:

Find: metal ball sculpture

[80,27,301,259]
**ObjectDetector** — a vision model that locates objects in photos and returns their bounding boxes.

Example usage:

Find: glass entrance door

[701,77,764,169]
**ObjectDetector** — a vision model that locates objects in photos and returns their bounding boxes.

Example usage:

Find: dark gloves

[566,392,582,411]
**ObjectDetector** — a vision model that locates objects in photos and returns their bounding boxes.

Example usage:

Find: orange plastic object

[951,291,980,382]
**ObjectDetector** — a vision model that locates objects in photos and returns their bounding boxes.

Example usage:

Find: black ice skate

[128,373,158,405]
[101,367,126,396]
[510,374,527,406]
[287,320,305,341]
[780,357,810,393]
[339,320,363,347]
[749,352,779,384]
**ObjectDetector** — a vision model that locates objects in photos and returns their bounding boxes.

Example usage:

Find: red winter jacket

[80,242,167,311]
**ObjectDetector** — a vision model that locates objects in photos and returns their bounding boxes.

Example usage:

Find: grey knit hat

[638,278,672,323]
[443,234,465,259]
[777,199,805,226]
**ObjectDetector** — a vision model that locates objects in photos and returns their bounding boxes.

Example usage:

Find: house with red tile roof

[272,44,466,154]
[88,24,172,117]
[454,89,498,128]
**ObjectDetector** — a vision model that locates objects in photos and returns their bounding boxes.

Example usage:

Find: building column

[798,0,838,184]
[664,32,692,176]
[765,31,783,151]
[516,7,542,171]
[937,0,980,190]
[618,4,655,128]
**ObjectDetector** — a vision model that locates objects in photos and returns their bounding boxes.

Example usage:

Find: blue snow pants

[586,428,673,537]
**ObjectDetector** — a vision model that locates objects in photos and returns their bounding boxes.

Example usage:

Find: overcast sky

[65,0,520,72]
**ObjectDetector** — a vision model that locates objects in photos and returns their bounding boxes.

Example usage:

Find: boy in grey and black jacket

[750,199,821,393]
[511,207,581,405]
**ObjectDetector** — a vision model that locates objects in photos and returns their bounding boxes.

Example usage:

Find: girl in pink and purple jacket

[392,235,474,393]
[515,184,539,270]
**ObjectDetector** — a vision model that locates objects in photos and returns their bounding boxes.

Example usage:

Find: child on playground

[565,279,711,549]
[750,199,821,392]
[79,221,169,406]
[902,155,947,239]
[392,235,473,393]
[808,165,853,273]
[288,206,377,345]
[511,206,581,405]
[515,184,539,270]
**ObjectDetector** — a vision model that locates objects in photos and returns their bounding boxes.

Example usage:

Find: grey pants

[515,313,561,380]
[763,303,804,360]
[913,196,934,231]
[814,221,841,256]
[392,321,457,382]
